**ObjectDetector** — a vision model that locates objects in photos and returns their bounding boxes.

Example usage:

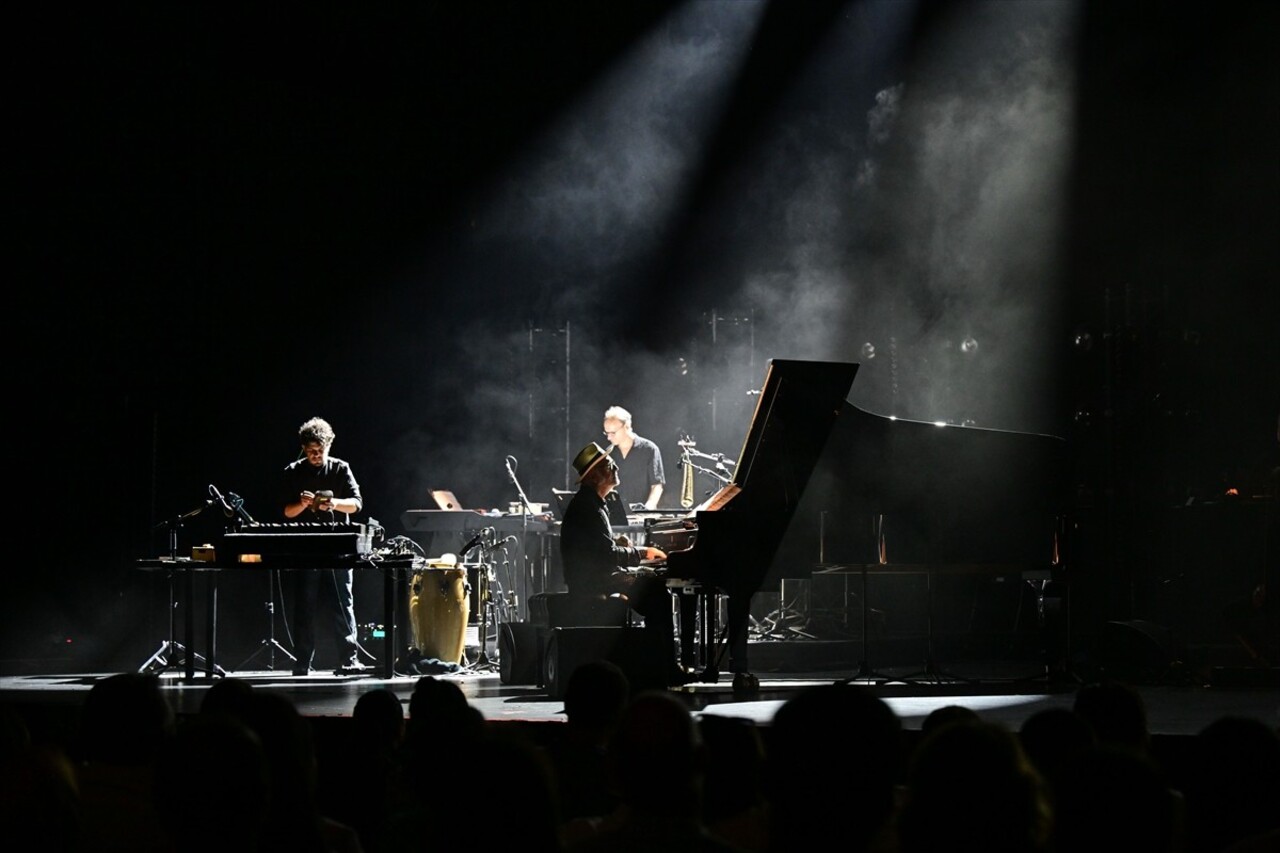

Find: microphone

[208,484,234,518]
[490,533,518,548]
[227,492,255,524]
[459,527,492,558]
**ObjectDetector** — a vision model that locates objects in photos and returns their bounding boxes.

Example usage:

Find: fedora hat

[572,442,613,482]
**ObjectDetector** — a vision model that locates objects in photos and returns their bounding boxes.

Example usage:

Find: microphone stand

[504,456,537,613]
[504,456,536,516]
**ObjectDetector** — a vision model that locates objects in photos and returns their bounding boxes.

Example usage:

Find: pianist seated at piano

[560,442,698,684]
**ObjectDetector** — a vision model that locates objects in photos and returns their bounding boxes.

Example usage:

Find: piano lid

[661,360,858,596]
[719,358,859,520]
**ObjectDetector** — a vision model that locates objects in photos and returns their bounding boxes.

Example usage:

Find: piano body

[801,400,1073,679]
[649,359,860,676]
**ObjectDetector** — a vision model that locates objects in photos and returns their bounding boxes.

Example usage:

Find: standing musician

[560,442,696,683]
[282,416,369,676]
[602,406,665,510]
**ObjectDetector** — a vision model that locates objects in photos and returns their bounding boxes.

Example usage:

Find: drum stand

[470,557,498,671]
[233,568,296,672]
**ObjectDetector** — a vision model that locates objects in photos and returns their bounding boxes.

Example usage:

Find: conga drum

[409,562,471,664]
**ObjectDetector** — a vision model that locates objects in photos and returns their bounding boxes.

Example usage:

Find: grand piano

[649,357,1072,681]
[651,359,860,679]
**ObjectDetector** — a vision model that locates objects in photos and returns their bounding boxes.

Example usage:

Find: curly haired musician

[282,416,368,676]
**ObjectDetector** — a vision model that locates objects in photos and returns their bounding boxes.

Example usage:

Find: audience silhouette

[568,689,744,852]
[895,718,1052,853]
[1181,715,1280,853]
[764,683,903,853]
[698,713,769,852]
[546,659,632,840]
[10,669,1278,853]
[154,711,270,852]
[72,671,174,852]
[0,704,81,852]
[321,687,406,851]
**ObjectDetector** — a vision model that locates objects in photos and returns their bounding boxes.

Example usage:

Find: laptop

[430,489,464,511]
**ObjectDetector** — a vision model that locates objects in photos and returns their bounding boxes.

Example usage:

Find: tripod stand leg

[139,641,176,674]
[233,569,297,672]
[140,641,226,677]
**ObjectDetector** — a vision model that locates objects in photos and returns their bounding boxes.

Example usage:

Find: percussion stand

[469,540,504,672]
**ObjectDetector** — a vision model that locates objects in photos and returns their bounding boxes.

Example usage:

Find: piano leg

[726,594,751,674]
[691,590,752,682]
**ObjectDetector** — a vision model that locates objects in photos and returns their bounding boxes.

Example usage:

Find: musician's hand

[300,491,316,510]
[644,546,667,561]
[615,534,632,548]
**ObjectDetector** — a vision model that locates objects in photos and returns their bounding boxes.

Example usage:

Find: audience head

[1183,715,1280,853]
[921,703,980,738]
[1072,680,1150,754]
[408,676,483,735]
[353,687,405,749]
[897,719,1051,853]
[563,660,630,733]
[698,713,766,825]
[1052,743,1180,853]
[199,676,255,719]
[154,713,269,852]
[1019,707,1097,801]
[75,672,174,766]
[608,690,704,813]
[767,683,903,852]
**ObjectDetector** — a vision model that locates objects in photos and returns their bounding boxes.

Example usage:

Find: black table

[136,554,418,682]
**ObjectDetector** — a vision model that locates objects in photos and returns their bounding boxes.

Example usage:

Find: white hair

[603,406,632,428]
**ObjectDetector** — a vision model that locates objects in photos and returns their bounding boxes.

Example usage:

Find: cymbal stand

[233,568,296,672]
[139,505,224,677]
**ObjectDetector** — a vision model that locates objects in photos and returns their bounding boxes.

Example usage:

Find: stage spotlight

[860,342,876,360]
[960,337,979,355]
[1072,329,1093,352]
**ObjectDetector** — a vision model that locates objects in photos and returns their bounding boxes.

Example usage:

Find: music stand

[138,504,225,678]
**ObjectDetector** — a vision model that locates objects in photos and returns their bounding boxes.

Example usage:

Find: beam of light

[836,0,1082,434]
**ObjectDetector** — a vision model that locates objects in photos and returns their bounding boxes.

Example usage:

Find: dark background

[9,1,1277,673]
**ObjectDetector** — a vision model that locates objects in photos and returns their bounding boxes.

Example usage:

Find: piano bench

[529,592,632,629]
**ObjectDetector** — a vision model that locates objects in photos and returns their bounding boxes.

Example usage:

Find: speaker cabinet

[542,627,668,699]
[498,622,541,685]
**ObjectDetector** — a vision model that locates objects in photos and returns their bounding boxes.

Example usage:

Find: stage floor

[3,657,1275,739]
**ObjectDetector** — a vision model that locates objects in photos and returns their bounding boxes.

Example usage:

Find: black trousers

[291,568,359,668]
